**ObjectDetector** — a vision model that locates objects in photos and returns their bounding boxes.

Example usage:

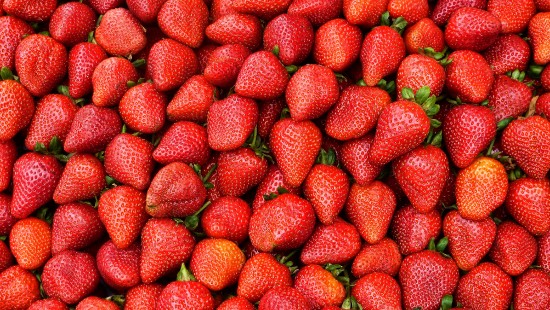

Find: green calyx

[507,69,526,82]
[176,263,196,282]
[276,250,299,275]
[106,295,125,307]
[316,148,336,166]
[401,86,441,119]
[263,186,289,201]
[183,200,211,231]
[440,295,454,310]
[380,12,408,34]
[34,136,72,163]
[0,67,19,81]
[191,163,217,189]
[528,64,544,79]
[428,237,449,254]
[244,127,272,162]
[376,79,396,94]
[421,47,452,66]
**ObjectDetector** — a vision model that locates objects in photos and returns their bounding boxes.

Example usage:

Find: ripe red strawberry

[388,0,429,24]
[352,238,402,278]
[42,250,100,305]
[216,147,269,197]
[252,164,300,211]
[67,42,107,99]
[502,116,550,179]
[0,240,13,273]
[64,104,122,153]
[0,265,40,309]
[211,0,237,21]
[257,98,285,139]
[127,0,167,24]
[537,93,550,117]
[0,80,34,141]
[249,193,316,252]
[53,154,105,205]
[514,268,550,310]
[91,57,139,107]
[15,34,67,97]
[49,2,96,47]
[51,203,105,255]
[391,205,441,255]
[76,296,119,310]
[88,0,124,14]
[206,14,262,51]
[399,249,460,310]
[11,153,62,219]
[343,0,390,28]
[157,0,208,48]
[361,25,406,87]
[235,51,290,100]
[218,297,255,310]
[443,210,496,271]
[539,231,550,273]
[456,262,513,310]
[2,0,56,21]
[404,17,445,54]
[96,240,141,291]
[237,253,292,303]
[119,82,167,134]
[339,134,382,186]
[204,44,250,88]
[490,221,538,276]
[258,287,311,310]
[147,38,199,92]
[264,14,313,66]
[0,16,33,70]
[397,54,446,98]
[529,12,550,65]
[484,34,531,75]
[431,0,487,26]
[445,7,502,51]
[153,121,209,165]
[167,75,216,123]
[346,181,397,244]
[294,264,346,309]
[0,194,17,235]
[445,50,495,103]
[28,298,68,310]
[156,278,214,310]
[352,272,402,310]
[231,0,292,21]
[300,218,361,265]
[288,0,342,27]
[140,218,196,283]
[125,284,164,310]
[443,104,496,168]
[536,0,550,10]
[0,141,15,193]
[488,75,532,122]
[10,217,51,270]
[313,18,361,72]
[490,0,536,34]
[506,177,550,236]
[201,196,251,243]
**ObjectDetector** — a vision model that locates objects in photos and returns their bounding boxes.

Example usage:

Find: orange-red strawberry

[88,0,124,14]
[99,186,149,249]
[127,0,167,24]
[147,38,199,92]
[529,12,550,65]
[10,217,51,270]
[206,14,262,51]
[484,34,531,75]
[513,268,550,310]
[153,121,209,165]
[91,57,139,107]
[76,296,119,310]
[294,264,346,309]
[352,272,402,310]
[156,277,214,310]
[119,82,167,134]
[488,0,535,34]
[343,0,390,28]
[0,265,40,310]
[339,134,382,186]
[490,221,538,276]
[506,177,550,236]
[445,50,495,103]
[456,262,513,310]
[53,154,105,204]
[391,205,441,255]
[68,42,107,99]
[51,202,105,255]
[140,218,196,283]
[403,17,445,54]
[0,194,16,235]
[157,0,208,48]
[397,55,446,99]
[264,14,313,66]
[258,287,311,310]
[218,297,255,310]
[288,0,343,27]
[388,0,429,24]
[216,147,269,197]
[0,141,16,192]
[445,7,501,51]
[313,18,361,72]
[252,164,300,211]
[443,210,496,271]
[201,196,251,243]
[237,253,292,303]
[125,284,164,310]
[28,298,68,310]
[501,116,550,179]
[0,239,13,273]
[431,0,487,26]
[231,0,292,21]
[352,238,402,278]
[0,80,34,141]
[235,51,289,101]
[96,240,141,291]
[2,0,56,22]
[167,75,216,123]
[204,44,250,88]
[488,75,532,122]
[11,153,62,219]
[0,16,33,70]
[49,2,96,47]
[346,181,397,244]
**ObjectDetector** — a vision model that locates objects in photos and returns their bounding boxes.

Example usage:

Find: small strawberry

[156,272,215,310]
[513,268,550,310]
[2,0,56,21]
[0,140,16,192]
[484,34,531,75]
[294,264,346,309]
[127,0,167,24]
[258,287,311,310]
[352,238,402,278]
[0,265,40,309]
[0,194,16,235]
[445,50,495,103]
[67,42,108,99]
[49,2,96,47]
[264,14,314,66]
[153,121,209,165]
[343,0,390,28]
[403,17,445,54]
[288,0,343,27]
[489,221,538,276]
[456,262,513,310]
[218,297,255,310]
[445,7,501,51]
[53,154,105,205]
[91,57,139,107]
[388,0,430,24]
[216,147,269,197]
[0,80,34,141]
[76,297,119,310]
[488,74,532,122]
[536,93,550,117]
[252,164,300,211]
[205,14,263,51]
[539,231,550,273]
[0,16,34,70]
[119,82,167,134]
[201,196,251,244]
[204,44,250,88]
[352,272,403,310]
[28,298,68,310]
[431,0,487,26]
[235,51,290,101]
[506,177,550,236]
[231,0,292,21]
[167,75,217,123]
[157,0,209,48]
[10,217,51,270]
[391,205,441,255]
[96,240,141,291]
[529,12,550,65]
[397,54,446,98]
[125,284,164,310]
[339,134,382,186]
[257,98,285,139]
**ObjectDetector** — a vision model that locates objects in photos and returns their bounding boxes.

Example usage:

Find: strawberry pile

[1,0,550,309]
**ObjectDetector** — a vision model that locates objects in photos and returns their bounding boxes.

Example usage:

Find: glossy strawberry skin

[125,284,164,310]
[231,0,292,21]
[0,265,40,309]
[0,80,34,141]
[396,54,446,98]
[127,0,167,24]
[96,240,141,291]
[489,221,538,276]
[0,16,34,70]
[343,0,390,28]
[204,44,250,88]
[431,0,488,26]
[258,286,311,310]
[206,13,262,51]
[264,14,313,66]
[76,296,119,310]
[506,177,550,236]
[53,154,105,205]
[529,12,550,65]
[445,7,502,51]
[339,134,382,186]
[388,0,430,24]
[156,281,214,310]
[488,75,532,122]
[288,0,342,27]
[391,205,442,256]
[252,164,301,211]
[88,0,124,14]
[167,75,217,123]
[201,196,251,244]
[3,0,56,22]
[91,57,139,107]
[456,262,513,310]
[539,231,550,273]
[153,121,209,166]
[313,18,361,72]
[218,297,255,310]
[257,98,285,140]
[9,217,51,270]
[0,140,17,192]
[488,0,535,34]
[294,264,346,309]
[216,148,268,197]
[235,51,290,101]
[352,238,402,278]
[484,34,531,75]
[513,268,550,310]
[28,298,68,310]
[68,42,108,99]
[49,2,96,47]
[404,17,445,54]
[119,83,167,134]
[445,50,495,103]
[352,272,403,310]
[157,0,209,48]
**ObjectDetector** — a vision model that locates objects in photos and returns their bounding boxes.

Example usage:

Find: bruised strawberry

[352,238,402,278]
[153,121,209,165]
[0,80,34,141]
[204,44,250,88]
[489,221,538,276]
[484,34,531,75]
[91,57,139,107]
[445,7,502,51]
[231,0,292,21]
[294,264,346,309]
[53,154,105,204]
[431,0,487,26]
[445,50,495,104]
[206,14,263,51]
[343,0,390,28]
[0,265,40,309]
[288,0,342,27]
[127,0,167,24]
[96,240,141,291]
[125,284,164,310]
[0,16,34,70]
[157,0,209,48]
[403,17,445,54]
[488,74,532,122]
[68,42,107,99]
[167,75,216,123]
[119,82,167,134]
[2,0,56,22]
[352,272,402,310]
[513,268,550,310]
[263,14,313,66]
[456,262,513,310]
[235,51,289,101]
[388,0,429,24]
[49,2,96,47]
[391,205,441,255]
[529,12,550,65]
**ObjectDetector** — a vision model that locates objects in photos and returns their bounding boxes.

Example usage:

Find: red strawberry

[153,121,209,165]
[67,42,108,99]
[156,278,214,310]
[87,0,123,14]
[537,93,550,117]
[313,18,361,72]
[396,54,446,98]
[216,147,268,197]
[211,0,237,21]
[529,12,550,65]
[28,298,68,310]
[263,14,314,66]
[127,0,167,24]
[488,0,535,34]
[431,0,487,26]
[218,297,255,310]
[0,265,40,309]
[346,181,397,244]
[0,16,33,70]
[10,217,51,270]
[167,75,217,123]
[157,0,208,48]
[53,154,105,204]
[42,250,100,305]
[257,98,285,139]
[15,34,67,97]
[539,231,550,273]
[11,153,63,219]
[536,0,550,10]
[96,240,141,291]
[300,218,361,265]
[391,205,441,255]
[339,134,382,186]
[76,297,118,310]
[49,2,96,47]
[249,193,316,252]
[447,51,495,103]
[490,221,538,276]
[294,264,346,309]
[51,202,105,255]
[343,0,390,28]
[514,268,550,310]
[488,75,532,122]
[237,253,292,303]
[206,14,262,51]
[0,194,17,235]
[125,284,164,310]
[0,80,34,141]
[0,240,13,273]
[456,262,513,310]
[0,140,17,192]
[231,0,292,21]
[252,164,300,211]
[119,82,167,134]
[140,218,196,283]
[258,287,311,310]
[204,44,250,88]
[352,272,403,310]
[64,104,122,153]
[445,7,501,51]
[443,104,496,168]
[91,57,139,107]
[352,238,402,278]
[201,196,251,243]
[147,38,199,92]
[484,34,531,75]
[388,0,429,24]
[2,0,56,21]
[403,17,445,54]
[288,0,343,27]
[235,51,290,101]
[506,177,550,236]
[501,116,550,179]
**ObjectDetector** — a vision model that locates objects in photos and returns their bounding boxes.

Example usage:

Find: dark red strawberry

[352,272,403,310]
[431,0,487,26]
[391,205,441,255]
[0,265,40,309]
[506,177,550,236]
[0,80,34,141]
[288,0,342,27]
[0,140,17,192]
[257,98,285,139]
[231,0,292,21]
[204,44,250,88]
[488,0,535,34]
[488,75,532,122]
[167,75,217,123]
[339,134,382,186]
[404,17,445,54]
[96,240,141,291]
[68,42,108,99]
[445,50,495,103]
[490,221,538,276]
[396,54,446,98]
[484,34,531,75]
[388,0,430,24]
[87,0,123,14]
[263,14,314,66]
[205,13,262,51]
[513,268,550,310]
[294,264,346,309]
[0,16,34,70]
[153,121,210,165]
[91,57,139,107]
[127,0,167,24]
[252,164,300,211]
[456,262,513,310]
[125,284,164,310]
[352,238,402,278]
[157,0,209,48]
[53,154,106,204]
[235,51,290,101]
[2,0,56,21]
[258,287,311,310]
[343,0,390,28]
[445,7,502,51]
[119,82,167,134]
[216,148,269,197]
[49,2,96,47]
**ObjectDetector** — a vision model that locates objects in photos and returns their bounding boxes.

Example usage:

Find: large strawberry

[53,154,105,204]
[95,8,147,56]
[49,2,96,47]
[488,75,532,122]
[445,50,495,103]
[445,7,502,51]
[216,147,269,197]
[167,75,216,123]
[431,0,487,26]
[403,17,445,54]
[119,82,167,134]
[0,141,16,192]
[388,0,429,24]
[96,240,141,291]
[205,14,262,51]
[288,0,342,27]
[67,42,107,99]
[391,205,441,255]
[204,44,250,88]
[484,34,531,75]
[235,51,290,101]
[264,14,314,66]
[343,0,390,28]
[513,268,550,310]
[153,121,209,165]
[294,264,346,309]
[339,134,383,186]
[529,12,550,65]
[489,221,538,276]
[506,177,550,236]
[313,18,361,72]
[352,272,402,310]
[456,262,513,310]
[0,80,34,141]
[352,238,402,278]
[396,54,446,98]
[2,0,56,21]
[10,217,51,270]
[0,265,40,309]
[91,57,139,107]
[0,16,34,70]
[157,0,209,48]
[201,196,251,243]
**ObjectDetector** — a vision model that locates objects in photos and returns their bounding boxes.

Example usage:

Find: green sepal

[380,11,391,26]
[106,295,125,307]
[316,148,336,166]
[131,59,146,68]
[0,236,6,241]
[272,45,280,57]
[440,295,453,310]
[497,117,513,131]
[177,263,196,281]
[0,67,15,81]
[436,237,449,253]
[184,201,211,231]
[357,79,367,86]
[528,65,544,79]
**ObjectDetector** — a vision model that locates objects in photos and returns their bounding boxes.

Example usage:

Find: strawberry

[506,177,550,236]
[445,7,501,51]
[53,154,105,204]
[10,217,51,270]
[216,147,269,197]
[51,203,105,255]
[157,0,209,48]
[456,262,513,310]
[456,157,508,221]
[258,287,311,310]
[76,297,118,310]
[49,2,96,47]
[147,38,199,92]
[0,194,16,235]
[445,50,495,103]
[0,16,33,70]
[313,19,361,72]
[99,186,149,249]
[87,0,123,14]
[339,134,382,186]
[539,231,550,273]
[11,153,63,219]
[204,44,250,88]
[294,264,346,309]
[484,34,531,75]
[218,297,255,310]
[264,14,314,66]
[488,75,532,122]
[206,14,262,51]
[286,64,339,121]
[67,42,108,99]
[501,116,550,179]
[443,104,496,168]
[0,80,34,141]
[201,196,251,244]
[28,298,68,310]
[529,12,550,65]
[443,210,496,271]
[153,121,209,165]
[388,0,429,24]
[514,268,550,310]
[235,51,289,101]
[270,119,322,187]
[343,0,390,28]
[42,250,100,305]
[0,140,16,192]
[490,221,538,276]
[125,284,164,310]
[0,240,13,273]
[300,218,361,265]
[252,164,300,211]
[431,0,488,26]
[167,75,216,123]
[96,240,141,291]
[352,272,402,310]
[536,93,550,117]
[249,193,316,252]
[403,17,445,54]
[0,265,40,310]
[91,57,139,107]
[361,25,406,87]
[399,249,460,310]
[140,218,196,283]
[127,0,167,24]
[346,181,397,245]
[257,98,285,139]
[237,253,292,303]
[64,104,122,153]
[231,0,292,21]
[211,0,238,21]
[2,0,56,22]
[391,205,441,255]
[119,82,167,134]
[288,0,342,27]
[536,0,550,10]
[351,238,402,278]
[488,0,535,34]
[15,34,68,97]
[137,26,167,64]
[396,54,446,98]
[156,276,214,310]
[104,133,155,191]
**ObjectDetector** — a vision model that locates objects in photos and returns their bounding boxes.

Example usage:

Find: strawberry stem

[0,67,16,81]
[184,201,211,230]
[272,45,280,57]
[245,127,272,162]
